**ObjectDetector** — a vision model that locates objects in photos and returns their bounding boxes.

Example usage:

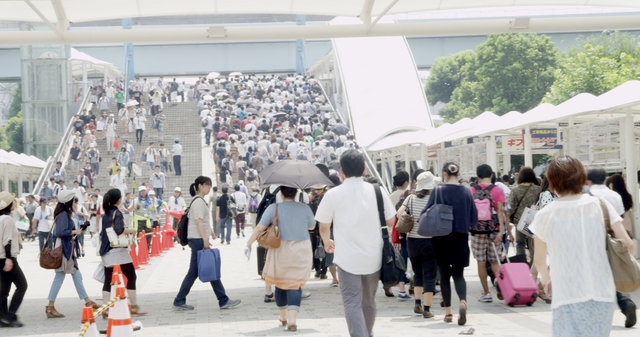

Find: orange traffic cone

[81,306,100,337]
[129,244,141,270]
[107,287,133,337]
[150,227,161,257]
[138,231,149,265]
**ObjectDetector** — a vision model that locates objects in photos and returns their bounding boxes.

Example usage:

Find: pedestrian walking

[246,185,316,332]
[315,150,396,337]
[173,176,241,311]
[216,186,233,244]
[531,156,635,336]
[173,138,182,176]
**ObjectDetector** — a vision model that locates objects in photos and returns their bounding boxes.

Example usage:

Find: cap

[58,190,76,203]
[416,172,440,191]
[138,186,146,192]
[0,191,15,211]
[174,187,181,192]
[148,190,156,196]
[174,138,180,143]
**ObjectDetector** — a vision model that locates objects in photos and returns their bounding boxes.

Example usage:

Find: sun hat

[138,186,146,192]
[58,190,76,203]
[148,190,156,196]
[0,191,15,211]
[174,187,181,192]
[416,172,441,191]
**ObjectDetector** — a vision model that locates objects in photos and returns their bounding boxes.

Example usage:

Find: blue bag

[197,248,221,282]
[418,187,454,237]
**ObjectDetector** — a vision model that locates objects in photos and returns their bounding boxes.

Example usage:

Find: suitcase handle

[491,242,509,266]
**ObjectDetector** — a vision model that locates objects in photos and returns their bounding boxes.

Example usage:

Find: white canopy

[0,149,46,169]
[369,80,640,151]
[2,1,640,45]
[69,48,122,80]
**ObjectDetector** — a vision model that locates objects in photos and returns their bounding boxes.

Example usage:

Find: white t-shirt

[133,116,146,130]
[33,206,54,232]
[172,144,183,156]
[315,177,396,275]
[529,194,618,309]
[231,191,248,211]
[588,185,625,216]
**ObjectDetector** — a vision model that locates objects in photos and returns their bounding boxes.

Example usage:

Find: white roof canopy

[0,149,46,169]
[369,80,640,151]
[69,48,122,80]
[1,1,640,45]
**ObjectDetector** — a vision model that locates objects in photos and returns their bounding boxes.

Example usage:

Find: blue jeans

[38,231,49,252]
[275,287,301,310]
[154,187,163,200]
[174,239,229,307]
[219,217,232,243]
[48,270,89,302]
[173,155,181,176]
[205,129,212,146]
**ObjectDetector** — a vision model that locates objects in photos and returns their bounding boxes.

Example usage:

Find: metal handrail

[32,93,90,195]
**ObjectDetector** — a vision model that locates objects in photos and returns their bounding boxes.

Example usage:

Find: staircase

[90,101,203,203]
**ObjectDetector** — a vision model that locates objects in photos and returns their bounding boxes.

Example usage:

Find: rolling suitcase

[257,246,268,277]
[492,243,538,307]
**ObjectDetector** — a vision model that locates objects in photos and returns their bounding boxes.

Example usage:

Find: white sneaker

[478,293,493,303]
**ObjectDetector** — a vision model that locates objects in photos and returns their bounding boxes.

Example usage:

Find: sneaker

[623,302,637,328]
[478,293,493,303]
[314,272,320,278]
[330,281,339,287]
[397,292,412,301]
[173,304,194,311]
[414,303,423,314]
[264,294,275,303]
[301,291,311,299]
[220,299,241,309]
[384,287,394,297]
[319,274,327,280]
[422,311,434,319]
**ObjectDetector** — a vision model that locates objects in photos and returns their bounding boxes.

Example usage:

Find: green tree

[0,128,9,150]
[8,83,21,119]
[427,33,559,122]
[544,32,640,104]
[425,50,477,104]
[4,111,24,153]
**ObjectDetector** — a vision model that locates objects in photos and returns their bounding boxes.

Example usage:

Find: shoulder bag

[375,185,407,288]
[105,210,134,248]
[395,195,414,234]
[176,196,202,246]
[257,204,281,249]
[509,185,532,223]
[39,217,63,269]
[598,198,640,293]
[417,187,454,237]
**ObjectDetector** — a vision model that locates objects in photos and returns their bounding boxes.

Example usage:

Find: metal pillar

[404,146,410,173]
[123,18,134,100]
[487,136,497,172]
[622,112,639,254]
[524,126,533,168]
[503,153,511,175]
[295,15,307,75]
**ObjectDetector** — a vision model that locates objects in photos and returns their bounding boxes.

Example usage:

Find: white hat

[148,190,156,196]
[416,172,440,191]
[174,187,181,192]
[0,191,15,211]
[138,186,146,192]
[58,190,76,203]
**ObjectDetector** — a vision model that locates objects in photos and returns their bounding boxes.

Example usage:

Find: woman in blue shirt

[422,162,477,326]
[45,190,99,318]
[246,185,315,332]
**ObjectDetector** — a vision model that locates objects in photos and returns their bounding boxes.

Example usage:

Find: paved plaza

[6,232,639,337]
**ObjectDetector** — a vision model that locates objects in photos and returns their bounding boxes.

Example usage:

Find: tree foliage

[8,83,21,119]
[1,111,23,153]
[426,33,559,122]
[544,32,640,104]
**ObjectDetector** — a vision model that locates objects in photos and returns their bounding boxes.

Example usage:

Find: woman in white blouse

[531,156,634,336]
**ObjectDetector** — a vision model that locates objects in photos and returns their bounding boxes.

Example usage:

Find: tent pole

[524,126,533,168]
[487,135,497,173]
[622,112,639,256]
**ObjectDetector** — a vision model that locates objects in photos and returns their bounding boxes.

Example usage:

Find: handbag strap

[374,185,390,240]
[596,197,614,236]
[273,204,279,228]
[42,215,58,253]
[513,185,532,215]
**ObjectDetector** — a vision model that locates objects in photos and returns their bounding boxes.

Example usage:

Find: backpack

[248,194,259,213]
[177,197,202,246]
[227,195,237,217]
[247,169,257,182]
[201,119,208,128]
[470,183,498,234]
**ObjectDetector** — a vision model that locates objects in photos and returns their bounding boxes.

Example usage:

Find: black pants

[102,262,137,292]
[173,155,181,176]
[310,232,326,276]
[407,238,438,293]
[0,258,27,321]
[136,129,143,144]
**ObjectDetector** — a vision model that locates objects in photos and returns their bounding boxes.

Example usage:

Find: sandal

[458,301,467,326]
[444,314,453,323]
[280,319,287,326]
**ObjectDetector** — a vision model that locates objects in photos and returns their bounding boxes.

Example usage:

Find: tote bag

[417,187,453,237]
[197,248,221,282]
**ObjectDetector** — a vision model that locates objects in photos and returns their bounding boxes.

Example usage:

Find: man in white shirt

[172,138,183,176]
[31,199,53,251]
[145,143,157,172]
[168,187,186,230]
[110,168,127,196]
[586,167,636,328]
[315,150,395,337]
[133,111,146,145]
[231,184,248,238]
[150,165,166,200]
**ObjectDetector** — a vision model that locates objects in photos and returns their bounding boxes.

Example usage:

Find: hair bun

[448,164,459,174]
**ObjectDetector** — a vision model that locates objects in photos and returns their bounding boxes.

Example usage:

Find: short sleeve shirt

[187,197,211,239]
[259,202,315,241]
[471,183,506,212]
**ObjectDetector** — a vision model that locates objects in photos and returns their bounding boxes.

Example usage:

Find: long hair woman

[422,162,477,325]
[531,156,634,336]
[46,190,99,318]
[100,188,146,317]
[173,176,241,311]
[606,174,634,237]
[0,191,28,327]
[246,185,316,332]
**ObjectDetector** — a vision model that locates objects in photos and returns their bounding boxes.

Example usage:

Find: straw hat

[58,190,75,203]
[0,191,15,211]
[416,172,441,191]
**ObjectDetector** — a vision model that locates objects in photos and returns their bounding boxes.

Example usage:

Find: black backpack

[176,196,203,246]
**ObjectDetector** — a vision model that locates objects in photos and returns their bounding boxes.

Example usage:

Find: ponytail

[190,176,213,197]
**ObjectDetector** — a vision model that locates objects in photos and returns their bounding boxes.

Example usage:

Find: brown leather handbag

[39,218,63,270]
[257,204,281,249]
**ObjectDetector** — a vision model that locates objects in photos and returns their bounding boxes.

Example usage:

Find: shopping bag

[93,262,105,283]
[15,219,29,232]
[197,248,221,282]
[516,206,538,237]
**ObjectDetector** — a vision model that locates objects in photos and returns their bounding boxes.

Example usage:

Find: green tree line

[426,31,640,123]
[1,83,24,152]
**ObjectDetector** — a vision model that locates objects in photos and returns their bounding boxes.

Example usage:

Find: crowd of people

[0,73,637,337]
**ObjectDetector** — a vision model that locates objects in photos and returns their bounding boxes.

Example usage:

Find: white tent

[69,48,122,80]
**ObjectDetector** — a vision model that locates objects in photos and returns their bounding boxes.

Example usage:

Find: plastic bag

[197,249,221,282]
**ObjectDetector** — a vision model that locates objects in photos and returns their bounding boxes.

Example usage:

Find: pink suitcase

[492,244,538,306]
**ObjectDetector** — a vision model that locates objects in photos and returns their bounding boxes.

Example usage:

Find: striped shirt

[403,193,431,239]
